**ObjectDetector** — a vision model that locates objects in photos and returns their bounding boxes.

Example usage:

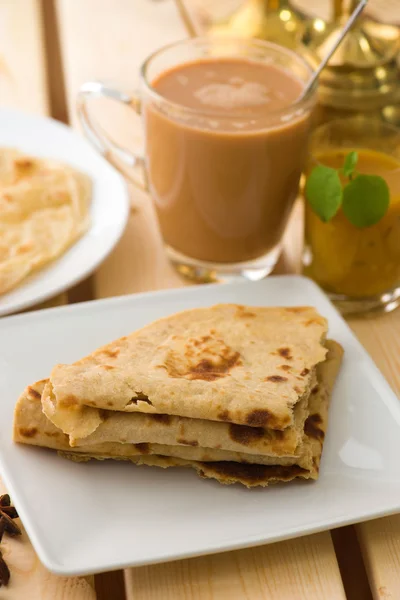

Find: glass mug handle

[77,81,147,190]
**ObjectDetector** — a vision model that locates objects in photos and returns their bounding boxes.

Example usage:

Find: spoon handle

[301,0,368,99]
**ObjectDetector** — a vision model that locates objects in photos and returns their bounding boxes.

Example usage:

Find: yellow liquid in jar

[304,149,400,297]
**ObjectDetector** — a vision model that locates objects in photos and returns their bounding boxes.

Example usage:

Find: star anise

[0,495,18,519]
[0,494,21,587]
[0,550,10,588]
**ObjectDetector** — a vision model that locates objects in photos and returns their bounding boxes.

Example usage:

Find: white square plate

[0,276,399,576]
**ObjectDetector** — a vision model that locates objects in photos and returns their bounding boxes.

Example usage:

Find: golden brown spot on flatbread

[304,414,324,441]
[193,335,211,346]
[15,158,34,171]
[294,386,301,394]
[102,365,115,371]
[163,335,242,382]
[278,347,292,360]
[235,305,256,318]
[304,318,320,326]
[199,462,307,484]
[279,365,291,371]
[55,191,69,202]
[152,414,172,425]
[60,395,79,407]
[300,368,310,377]
[19,427,37,438]
[27,386,41,400]
[177,438,199,447]
[229,424,264,445]
[183,346,194,359]
[107,401,113,407]
[135,443,150,454]
[246,409,270,427]
[188,353,242,381]
[17,243,33,254]
[285,307,308,313]
[273,430,285,441]
[265,375,288,383]
[312,385,319,394]
[101,349,120,359]
[218,410,230,421]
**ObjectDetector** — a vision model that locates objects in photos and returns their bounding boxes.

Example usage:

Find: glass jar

[303,117,400,315]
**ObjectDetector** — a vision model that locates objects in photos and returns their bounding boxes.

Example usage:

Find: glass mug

[77,37,316,282]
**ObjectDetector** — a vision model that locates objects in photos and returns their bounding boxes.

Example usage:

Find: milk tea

[145,58,310,264]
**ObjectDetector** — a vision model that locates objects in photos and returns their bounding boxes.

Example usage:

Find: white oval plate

[0,108,129,316]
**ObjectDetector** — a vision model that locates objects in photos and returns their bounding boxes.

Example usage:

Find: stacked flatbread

[0,148,91,295]
[13,304,343,487]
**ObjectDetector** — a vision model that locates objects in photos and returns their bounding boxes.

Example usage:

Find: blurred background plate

[0,108,129,316]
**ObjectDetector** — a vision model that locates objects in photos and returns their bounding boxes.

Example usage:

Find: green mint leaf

[305,165,343,222]
[342,174,390,228]
[342,151,358,178]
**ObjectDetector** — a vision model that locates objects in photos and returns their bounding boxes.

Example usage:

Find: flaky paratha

[16,374,315,458]
[0,148,91,295]
[13,383,311,467]
[14,341,343,487]
[61,453,311,488]
[42,305,327,437]
[70,381,314,456]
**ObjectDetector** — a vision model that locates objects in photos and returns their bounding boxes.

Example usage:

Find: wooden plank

[0,0,48,114]
[57,2,348,598]
[0,0,67,310]
[95,570,126,600]
[331,526,373,600]
[349,311,400,600]
[124,533,346,600]
[357,518,400,600]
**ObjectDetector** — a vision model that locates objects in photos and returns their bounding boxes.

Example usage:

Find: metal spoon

[300,0,368,100]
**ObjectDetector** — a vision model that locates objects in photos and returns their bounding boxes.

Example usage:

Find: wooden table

[1,1,400,598]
